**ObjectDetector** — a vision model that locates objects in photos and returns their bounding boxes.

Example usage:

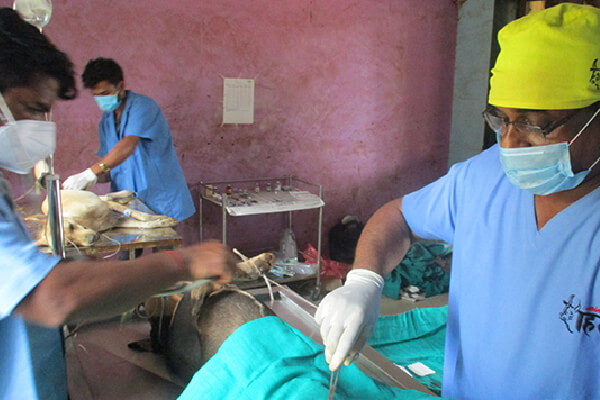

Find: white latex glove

[315,269,384,371]
[62,168,97,190]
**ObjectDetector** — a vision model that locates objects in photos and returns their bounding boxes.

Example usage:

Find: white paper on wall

[222,78,254,124]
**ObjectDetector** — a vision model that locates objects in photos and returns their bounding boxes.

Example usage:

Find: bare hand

[178,241,237,284]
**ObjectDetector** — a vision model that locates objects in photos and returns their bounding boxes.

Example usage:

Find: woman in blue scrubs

[0,9,235,399]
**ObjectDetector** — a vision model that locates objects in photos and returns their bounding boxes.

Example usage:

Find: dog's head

[36,217,99,247]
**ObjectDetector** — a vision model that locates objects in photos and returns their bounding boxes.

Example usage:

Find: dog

[132,282,275,385]
[128,252,276,384]
[31,190,178,247]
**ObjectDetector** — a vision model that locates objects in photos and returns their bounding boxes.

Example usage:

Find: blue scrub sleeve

[402,159,472,245]
[0,215,59,318]
[123,95,164,142]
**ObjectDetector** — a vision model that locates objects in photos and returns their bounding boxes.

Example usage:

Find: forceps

[328,368,340,400]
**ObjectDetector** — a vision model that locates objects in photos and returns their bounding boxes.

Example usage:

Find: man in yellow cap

[315,3,600,399]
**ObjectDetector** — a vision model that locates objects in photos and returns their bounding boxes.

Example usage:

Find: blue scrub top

[403,145,600,400]
[97,91,195,221]
[0,175,67,400]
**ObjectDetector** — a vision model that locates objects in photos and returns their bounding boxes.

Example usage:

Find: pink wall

[6,1,457,255]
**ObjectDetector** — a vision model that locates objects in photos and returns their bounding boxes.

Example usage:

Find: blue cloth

[177,316,444,400]
[368,306,447,394]
[0,175,66,400]
[403,144,600,400]
[383,242,451,299]
[97,91,195,221]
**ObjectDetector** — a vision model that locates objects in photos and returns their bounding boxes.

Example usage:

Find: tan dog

[34,190,178,247]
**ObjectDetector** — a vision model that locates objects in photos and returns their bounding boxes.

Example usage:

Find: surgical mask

[94,94,121,112]
[498,107,600,195]
[0,93,56,175]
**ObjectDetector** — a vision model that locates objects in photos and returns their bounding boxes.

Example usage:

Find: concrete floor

[66,290,448,400]
[65,318,185,400]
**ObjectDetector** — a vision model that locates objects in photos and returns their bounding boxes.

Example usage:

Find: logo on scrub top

[559,294,600,335]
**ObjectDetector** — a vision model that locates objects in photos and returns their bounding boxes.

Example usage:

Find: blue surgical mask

[94,94,121,112]
[498,107,600,195]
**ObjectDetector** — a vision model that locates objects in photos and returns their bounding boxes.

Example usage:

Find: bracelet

[161,250,187,276]
[99,162,111,173]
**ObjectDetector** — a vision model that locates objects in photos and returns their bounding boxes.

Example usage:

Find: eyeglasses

[482,106,582,140]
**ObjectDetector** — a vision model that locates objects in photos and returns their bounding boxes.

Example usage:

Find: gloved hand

[62,168,97,190]
[315,269,384,371]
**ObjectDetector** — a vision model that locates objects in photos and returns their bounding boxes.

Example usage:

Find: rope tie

[233,248,275,306]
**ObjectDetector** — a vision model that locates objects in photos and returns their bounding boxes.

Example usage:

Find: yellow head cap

[489,3,600,110]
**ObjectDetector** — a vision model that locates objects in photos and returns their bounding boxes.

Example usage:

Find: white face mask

[0,92,56,174]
